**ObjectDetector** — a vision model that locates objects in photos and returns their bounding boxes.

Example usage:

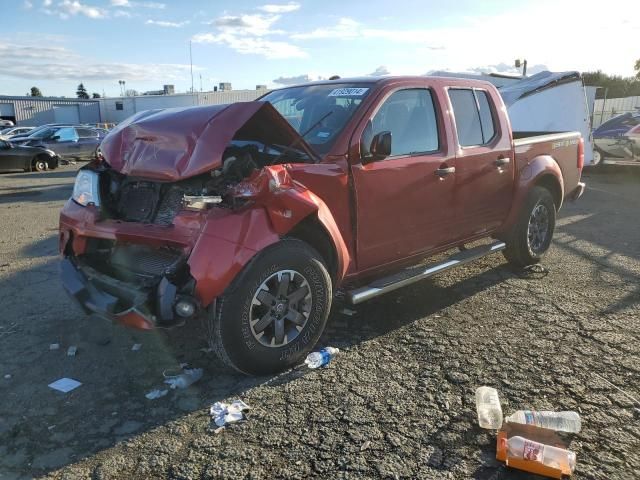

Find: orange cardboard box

[496,422,574,479]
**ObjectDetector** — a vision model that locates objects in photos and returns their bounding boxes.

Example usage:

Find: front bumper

[61,257,156,329]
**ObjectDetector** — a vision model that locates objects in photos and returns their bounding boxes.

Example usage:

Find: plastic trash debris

[131,343,142,351]
[340,308,356,316]
[4,374,11,380]
[49,343,60,350]
[164,367,203,389]
[305,347,340,369]
[145,389,169,400]
[476,386,503,429]
[67,346,77,357]
[504,436,576,475]
[48,378,82,393]
[210,400,250,427]
[505,410,581,433]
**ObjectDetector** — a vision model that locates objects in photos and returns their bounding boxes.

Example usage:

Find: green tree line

[583,60,640,99]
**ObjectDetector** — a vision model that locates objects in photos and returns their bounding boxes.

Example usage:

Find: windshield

[29,127,57,139]
[261,83,373,155]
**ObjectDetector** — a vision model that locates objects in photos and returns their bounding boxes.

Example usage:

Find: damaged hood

[100,101,316,181]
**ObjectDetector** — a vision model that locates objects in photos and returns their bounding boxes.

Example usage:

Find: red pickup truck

[60,76,585,374]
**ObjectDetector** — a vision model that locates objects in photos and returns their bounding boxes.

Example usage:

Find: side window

[449,88,497,146]
[364,88,439,157]
[449,89,483,146]
[115,101,124,111]
[55,127,79,142]
[77,128,96,138]
[476,91,496,142]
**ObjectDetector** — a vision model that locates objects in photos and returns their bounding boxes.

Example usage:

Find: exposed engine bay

[97,140,308,225]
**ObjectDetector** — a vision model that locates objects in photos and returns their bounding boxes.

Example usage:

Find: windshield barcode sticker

[328,88,369,97]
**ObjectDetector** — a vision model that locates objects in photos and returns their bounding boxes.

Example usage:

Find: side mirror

[365,131,392,163]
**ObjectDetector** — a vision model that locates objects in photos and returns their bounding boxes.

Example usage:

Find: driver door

[350,87,456,271]
[47,127,79,158]
[0,140,24,170]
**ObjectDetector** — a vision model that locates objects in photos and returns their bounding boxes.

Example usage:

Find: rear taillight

[577,138,584,170]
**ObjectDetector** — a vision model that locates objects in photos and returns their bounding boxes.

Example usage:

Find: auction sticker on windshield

[328,88,369,97]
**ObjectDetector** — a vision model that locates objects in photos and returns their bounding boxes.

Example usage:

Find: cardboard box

[496,422,574,478]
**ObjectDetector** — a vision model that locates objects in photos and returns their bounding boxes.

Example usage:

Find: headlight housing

[72,170,100,207]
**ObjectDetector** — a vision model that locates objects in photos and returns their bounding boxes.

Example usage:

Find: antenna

[189,41,194,94]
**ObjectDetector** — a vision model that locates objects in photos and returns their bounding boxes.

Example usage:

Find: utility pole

[189,41,194,94]
[200,74,203,92]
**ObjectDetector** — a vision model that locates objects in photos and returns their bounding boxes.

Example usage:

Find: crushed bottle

[164,367,203,389]
[476,386,503,429]
[505,436,576,474]
[305,347,339,369]
[505,410,581,433]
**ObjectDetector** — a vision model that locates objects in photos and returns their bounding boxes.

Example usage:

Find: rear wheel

[212,239,332,375]
[503,186,556,268]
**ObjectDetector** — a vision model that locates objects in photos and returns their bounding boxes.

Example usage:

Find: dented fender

[499,155,564,236]
[188,165,350,307]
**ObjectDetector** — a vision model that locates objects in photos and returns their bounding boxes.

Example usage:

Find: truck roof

[280,75,497,90]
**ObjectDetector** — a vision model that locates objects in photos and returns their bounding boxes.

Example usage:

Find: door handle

[495,157,511,167]
[435,166,455,177]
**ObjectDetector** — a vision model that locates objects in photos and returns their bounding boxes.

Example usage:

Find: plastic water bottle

[476,386,503,429]
[505,411,581,433]
[305,347,339,369]
[505,436,576,473]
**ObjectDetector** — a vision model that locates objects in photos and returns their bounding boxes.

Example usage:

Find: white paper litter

[48,377,82,393]
[164,368,203,389]
[67,346,77,356]
[210,400,250,427]
[340,308,356,316]
[132,343,142,351]
[4,374,11,380]
[145,389,169,400]
[49,343,60,350]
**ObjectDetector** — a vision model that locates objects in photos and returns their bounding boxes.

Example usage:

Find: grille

[154,185,185,225]
[117,182,160,223]
[110,245,181,278]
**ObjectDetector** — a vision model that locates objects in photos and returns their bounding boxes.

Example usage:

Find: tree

[92,92,101,98]
[124,89,139,97]
[635,59,640,80]
[582,70,640,98]
[76,83,89,99]
[30,86,43,97]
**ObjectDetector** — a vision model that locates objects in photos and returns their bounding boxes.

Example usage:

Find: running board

[347,241,506,305]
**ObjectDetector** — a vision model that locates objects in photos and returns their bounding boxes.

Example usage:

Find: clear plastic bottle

[305,347,339,369]
[505,410,581,433]
[506,436,576,473]
[475,386,503,429]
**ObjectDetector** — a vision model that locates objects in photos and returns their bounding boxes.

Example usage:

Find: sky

[1,0,638,97]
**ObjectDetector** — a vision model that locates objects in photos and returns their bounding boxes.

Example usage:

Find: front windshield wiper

[272,110,333,165]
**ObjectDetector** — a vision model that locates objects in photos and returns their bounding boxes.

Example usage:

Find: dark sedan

[11,126,104,161]
[0,140,59,172]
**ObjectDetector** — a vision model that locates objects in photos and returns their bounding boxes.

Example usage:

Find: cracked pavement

[0,166,638,479]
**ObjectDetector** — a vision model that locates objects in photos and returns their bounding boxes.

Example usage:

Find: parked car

[11,125,103,161]
[0,126,35,140]
[0,119,15,127]
[0,139,59,172]
[60,76,585,374]
[592,111,640,163]
[8,123,72,143]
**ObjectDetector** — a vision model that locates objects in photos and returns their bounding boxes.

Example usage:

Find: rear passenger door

[448,88,513,239]
[76,128,99,159]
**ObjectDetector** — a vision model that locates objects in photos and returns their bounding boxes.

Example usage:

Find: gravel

[0,166,638,479]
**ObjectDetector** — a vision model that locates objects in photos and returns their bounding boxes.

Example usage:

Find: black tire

[32,156,48,172]
[503,186,556,268]
[593,147,606,167]
[212,238,332,375]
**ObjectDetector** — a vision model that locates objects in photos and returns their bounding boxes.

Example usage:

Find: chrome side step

[347,241,506,305]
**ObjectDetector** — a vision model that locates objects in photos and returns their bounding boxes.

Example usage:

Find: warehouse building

[0,96,101,126]
[0,87,269,126]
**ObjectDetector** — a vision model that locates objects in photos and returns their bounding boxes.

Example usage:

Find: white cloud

[113,9,132,17]
[110,0,165,8]
[42,0,108,19]
[146,19,189,27]
[273,74,315,85]
[367,66,390,77]
[258,2,300,13]
[193,33,306,59]
[0,42,192,81]
[24,1,33,9]
[211,14,283,36]
[292,18,359,40]
[194,7,303,59]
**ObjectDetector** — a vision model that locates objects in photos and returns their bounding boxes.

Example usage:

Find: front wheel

[32,157,48,172]
[503,186,556,268]
[212,239,332,375]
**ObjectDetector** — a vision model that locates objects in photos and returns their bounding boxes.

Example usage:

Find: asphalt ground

[0,164,638,479]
